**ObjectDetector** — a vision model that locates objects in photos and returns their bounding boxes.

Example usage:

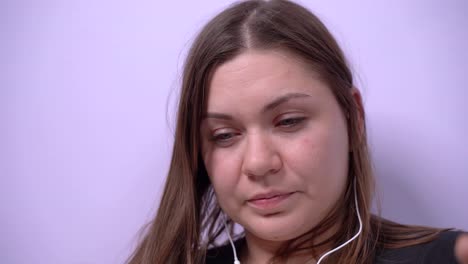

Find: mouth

[248,191,295,202]
[247,191,296,210]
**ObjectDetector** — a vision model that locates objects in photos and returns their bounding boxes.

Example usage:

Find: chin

[243,213,309,242]
[248,226,303,242]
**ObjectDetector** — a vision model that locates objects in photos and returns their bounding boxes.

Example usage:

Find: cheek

[204,148,242,201]
[285,137,321,176]
[286,124,349,191]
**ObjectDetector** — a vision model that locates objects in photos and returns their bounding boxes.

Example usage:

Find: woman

[127,0,468,263]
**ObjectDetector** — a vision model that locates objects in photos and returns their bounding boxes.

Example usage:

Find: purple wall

[2,0,467,263]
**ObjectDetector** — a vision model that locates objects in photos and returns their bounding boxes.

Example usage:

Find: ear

[350,87,365,142]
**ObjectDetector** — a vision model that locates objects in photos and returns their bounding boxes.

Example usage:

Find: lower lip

[247,192,295,210]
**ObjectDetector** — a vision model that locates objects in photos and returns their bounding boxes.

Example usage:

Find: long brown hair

[127,1,450,263]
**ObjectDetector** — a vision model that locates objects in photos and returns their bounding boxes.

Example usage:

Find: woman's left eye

[277,117,306,128]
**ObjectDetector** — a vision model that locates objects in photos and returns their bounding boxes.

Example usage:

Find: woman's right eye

[213,133,236,142]
[210,131,239,147]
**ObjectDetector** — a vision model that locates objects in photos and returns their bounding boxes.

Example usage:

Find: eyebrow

[203,92,311,120]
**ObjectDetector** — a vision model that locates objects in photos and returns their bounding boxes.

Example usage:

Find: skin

[456,234,468,264]
[199,49,468,263]
[201,49,355,263]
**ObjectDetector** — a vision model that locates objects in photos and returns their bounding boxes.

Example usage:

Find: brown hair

[127,0,450,263]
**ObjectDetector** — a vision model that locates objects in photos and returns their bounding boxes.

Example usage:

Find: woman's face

[200,49,350,242]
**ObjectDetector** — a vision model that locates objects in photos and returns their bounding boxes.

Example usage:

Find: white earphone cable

[224,178,363,264]
[224,214,241,264]
[315,178,362,264]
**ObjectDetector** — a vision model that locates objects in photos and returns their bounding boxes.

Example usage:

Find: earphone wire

[224,178,363,264]
[223,214,241,264]
[315,177,363,264]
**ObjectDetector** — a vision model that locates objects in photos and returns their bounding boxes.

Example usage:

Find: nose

[241,131,283,179]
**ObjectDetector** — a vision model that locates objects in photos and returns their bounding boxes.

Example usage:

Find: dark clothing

[375,231,463,264]
[206,231,464,264]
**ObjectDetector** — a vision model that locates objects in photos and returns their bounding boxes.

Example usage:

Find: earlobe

[347,87,365,152]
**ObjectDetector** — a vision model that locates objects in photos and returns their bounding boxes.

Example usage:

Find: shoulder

[375,230,466,264]
[205,238,245,264]
[204,231,466,263]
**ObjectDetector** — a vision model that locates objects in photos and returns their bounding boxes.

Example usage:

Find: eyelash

[276,117,306,128]
[211,132,238,143]
[210,117,306,144]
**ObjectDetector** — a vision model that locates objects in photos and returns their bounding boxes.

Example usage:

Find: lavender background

[1,0,467,263]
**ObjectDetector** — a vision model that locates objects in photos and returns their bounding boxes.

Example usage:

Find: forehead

[206,49,329,111]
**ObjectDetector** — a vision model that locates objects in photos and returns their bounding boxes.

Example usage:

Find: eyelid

[275,113,306,123]
[212,127,236,137]
[209,128,240,145]
[275,116,307,129]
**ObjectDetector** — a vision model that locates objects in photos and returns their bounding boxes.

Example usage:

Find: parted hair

[127,1,449,263]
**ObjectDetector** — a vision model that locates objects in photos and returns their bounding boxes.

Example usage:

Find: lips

[248,191,294,202]
[246,191,296,211]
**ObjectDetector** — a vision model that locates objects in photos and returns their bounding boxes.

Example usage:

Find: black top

[206,231,464,264]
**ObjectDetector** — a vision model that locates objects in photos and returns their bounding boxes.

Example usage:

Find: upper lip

[248,191,294,201]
